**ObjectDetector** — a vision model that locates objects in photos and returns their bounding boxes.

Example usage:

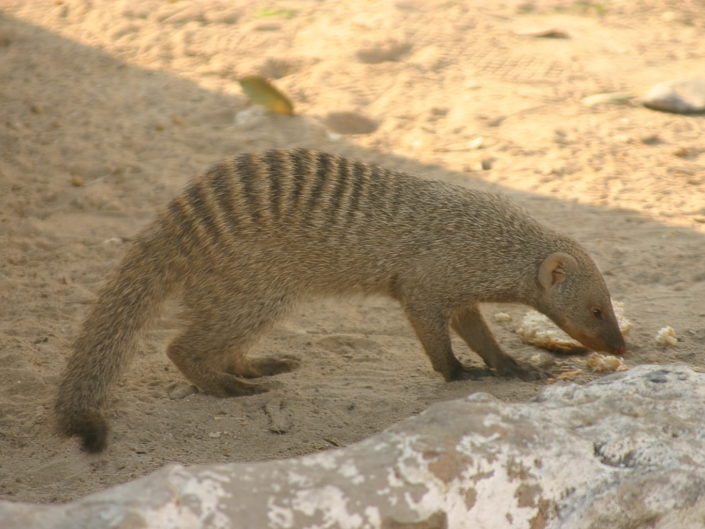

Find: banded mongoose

[55,148,625,452]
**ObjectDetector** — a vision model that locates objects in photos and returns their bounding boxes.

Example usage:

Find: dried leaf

[238,75,294,115]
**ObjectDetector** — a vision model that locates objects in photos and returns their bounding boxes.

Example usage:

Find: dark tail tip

[57,408,109,453]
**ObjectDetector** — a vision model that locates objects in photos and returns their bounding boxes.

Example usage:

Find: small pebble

[474,158,493,171]
[515,28,570,39]
[672,147,699,159]
[168,383,198,400]
[467,137,484,149]
[640,134,662,145]
[642,79,705,114]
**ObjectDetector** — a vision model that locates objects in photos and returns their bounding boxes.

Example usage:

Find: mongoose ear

[538,252,578,290]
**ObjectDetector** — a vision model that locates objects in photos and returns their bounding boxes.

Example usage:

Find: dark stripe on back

[306,151,332,212]
[327,155,349,225]
[289,149,308,209]
[387,171,404,220]
[368,165,392,221]
[209,163,239,232]
[264,150,282,220]
[346,160,367,225]
[168,198,198,254]
[186,182,220,245]
[236,153,261,223]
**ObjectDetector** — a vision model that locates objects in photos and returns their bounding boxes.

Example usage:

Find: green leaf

[238,76,295,115]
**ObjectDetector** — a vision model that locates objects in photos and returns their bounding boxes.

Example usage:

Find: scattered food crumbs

[550,369,583,383]
[529,352,555,369]
[494,312,512,323]
[655,326,678,347]
[585,353,628,373]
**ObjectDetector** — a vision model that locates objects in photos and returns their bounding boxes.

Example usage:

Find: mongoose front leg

[451,306,546,380]
[404,309,464,381]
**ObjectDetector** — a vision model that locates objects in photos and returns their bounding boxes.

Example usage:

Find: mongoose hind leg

[169,286,299,393]
[167,321,272,397]
[451,306,548,380]
[219,294,299,379]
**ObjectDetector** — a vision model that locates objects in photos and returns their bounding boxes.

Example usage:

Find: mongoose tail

[54,224,182,452]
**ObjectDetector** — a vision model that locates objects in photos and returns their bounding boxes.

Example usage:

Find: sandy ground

[1,0,704,504]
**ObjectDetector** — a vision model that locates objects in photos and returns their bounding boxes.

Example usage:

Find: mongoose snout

[55,148,624,452]
[560,317,626,355]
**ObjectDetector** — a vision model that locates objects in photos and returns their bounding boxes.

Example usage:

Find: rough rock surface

[642,79,705,114]
[2,364,705,529]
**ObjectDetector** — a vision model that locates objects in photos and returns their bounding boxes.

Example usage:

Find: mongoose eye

[591,308,603,320]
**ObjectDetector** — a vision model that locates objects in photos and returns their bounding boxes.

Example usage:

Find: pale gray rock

[2,364,705,529]
[643,79,705,114]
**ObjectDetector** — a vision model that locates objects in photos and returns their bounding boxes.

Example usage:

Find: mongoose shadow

[55,148,625,453]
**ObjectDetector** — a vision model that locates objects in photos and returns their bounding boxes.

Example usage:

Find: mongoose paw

[496,363,550,381]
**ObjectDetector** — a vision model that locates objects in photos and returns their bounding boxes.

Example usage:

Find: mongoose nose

[611,334,626,355]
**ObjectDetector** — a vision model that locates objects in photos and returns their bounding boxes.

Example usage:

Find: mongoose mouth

[562,321,626,355]
[578,332,625,355]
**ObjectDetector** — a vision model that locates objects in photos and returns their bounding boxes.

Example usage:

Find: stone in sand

[642,79,705,114]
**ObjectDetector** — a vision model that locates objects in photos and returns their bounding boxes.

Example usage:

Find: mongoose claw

[249,354,301,377]
[205,373,278,397]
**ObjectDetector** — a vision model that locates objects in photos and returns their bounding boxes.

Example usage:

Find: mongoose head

[534,251,626,355]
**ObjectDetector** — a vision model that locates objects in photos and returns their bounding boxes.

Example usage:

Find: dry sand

[1,0,704,503]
